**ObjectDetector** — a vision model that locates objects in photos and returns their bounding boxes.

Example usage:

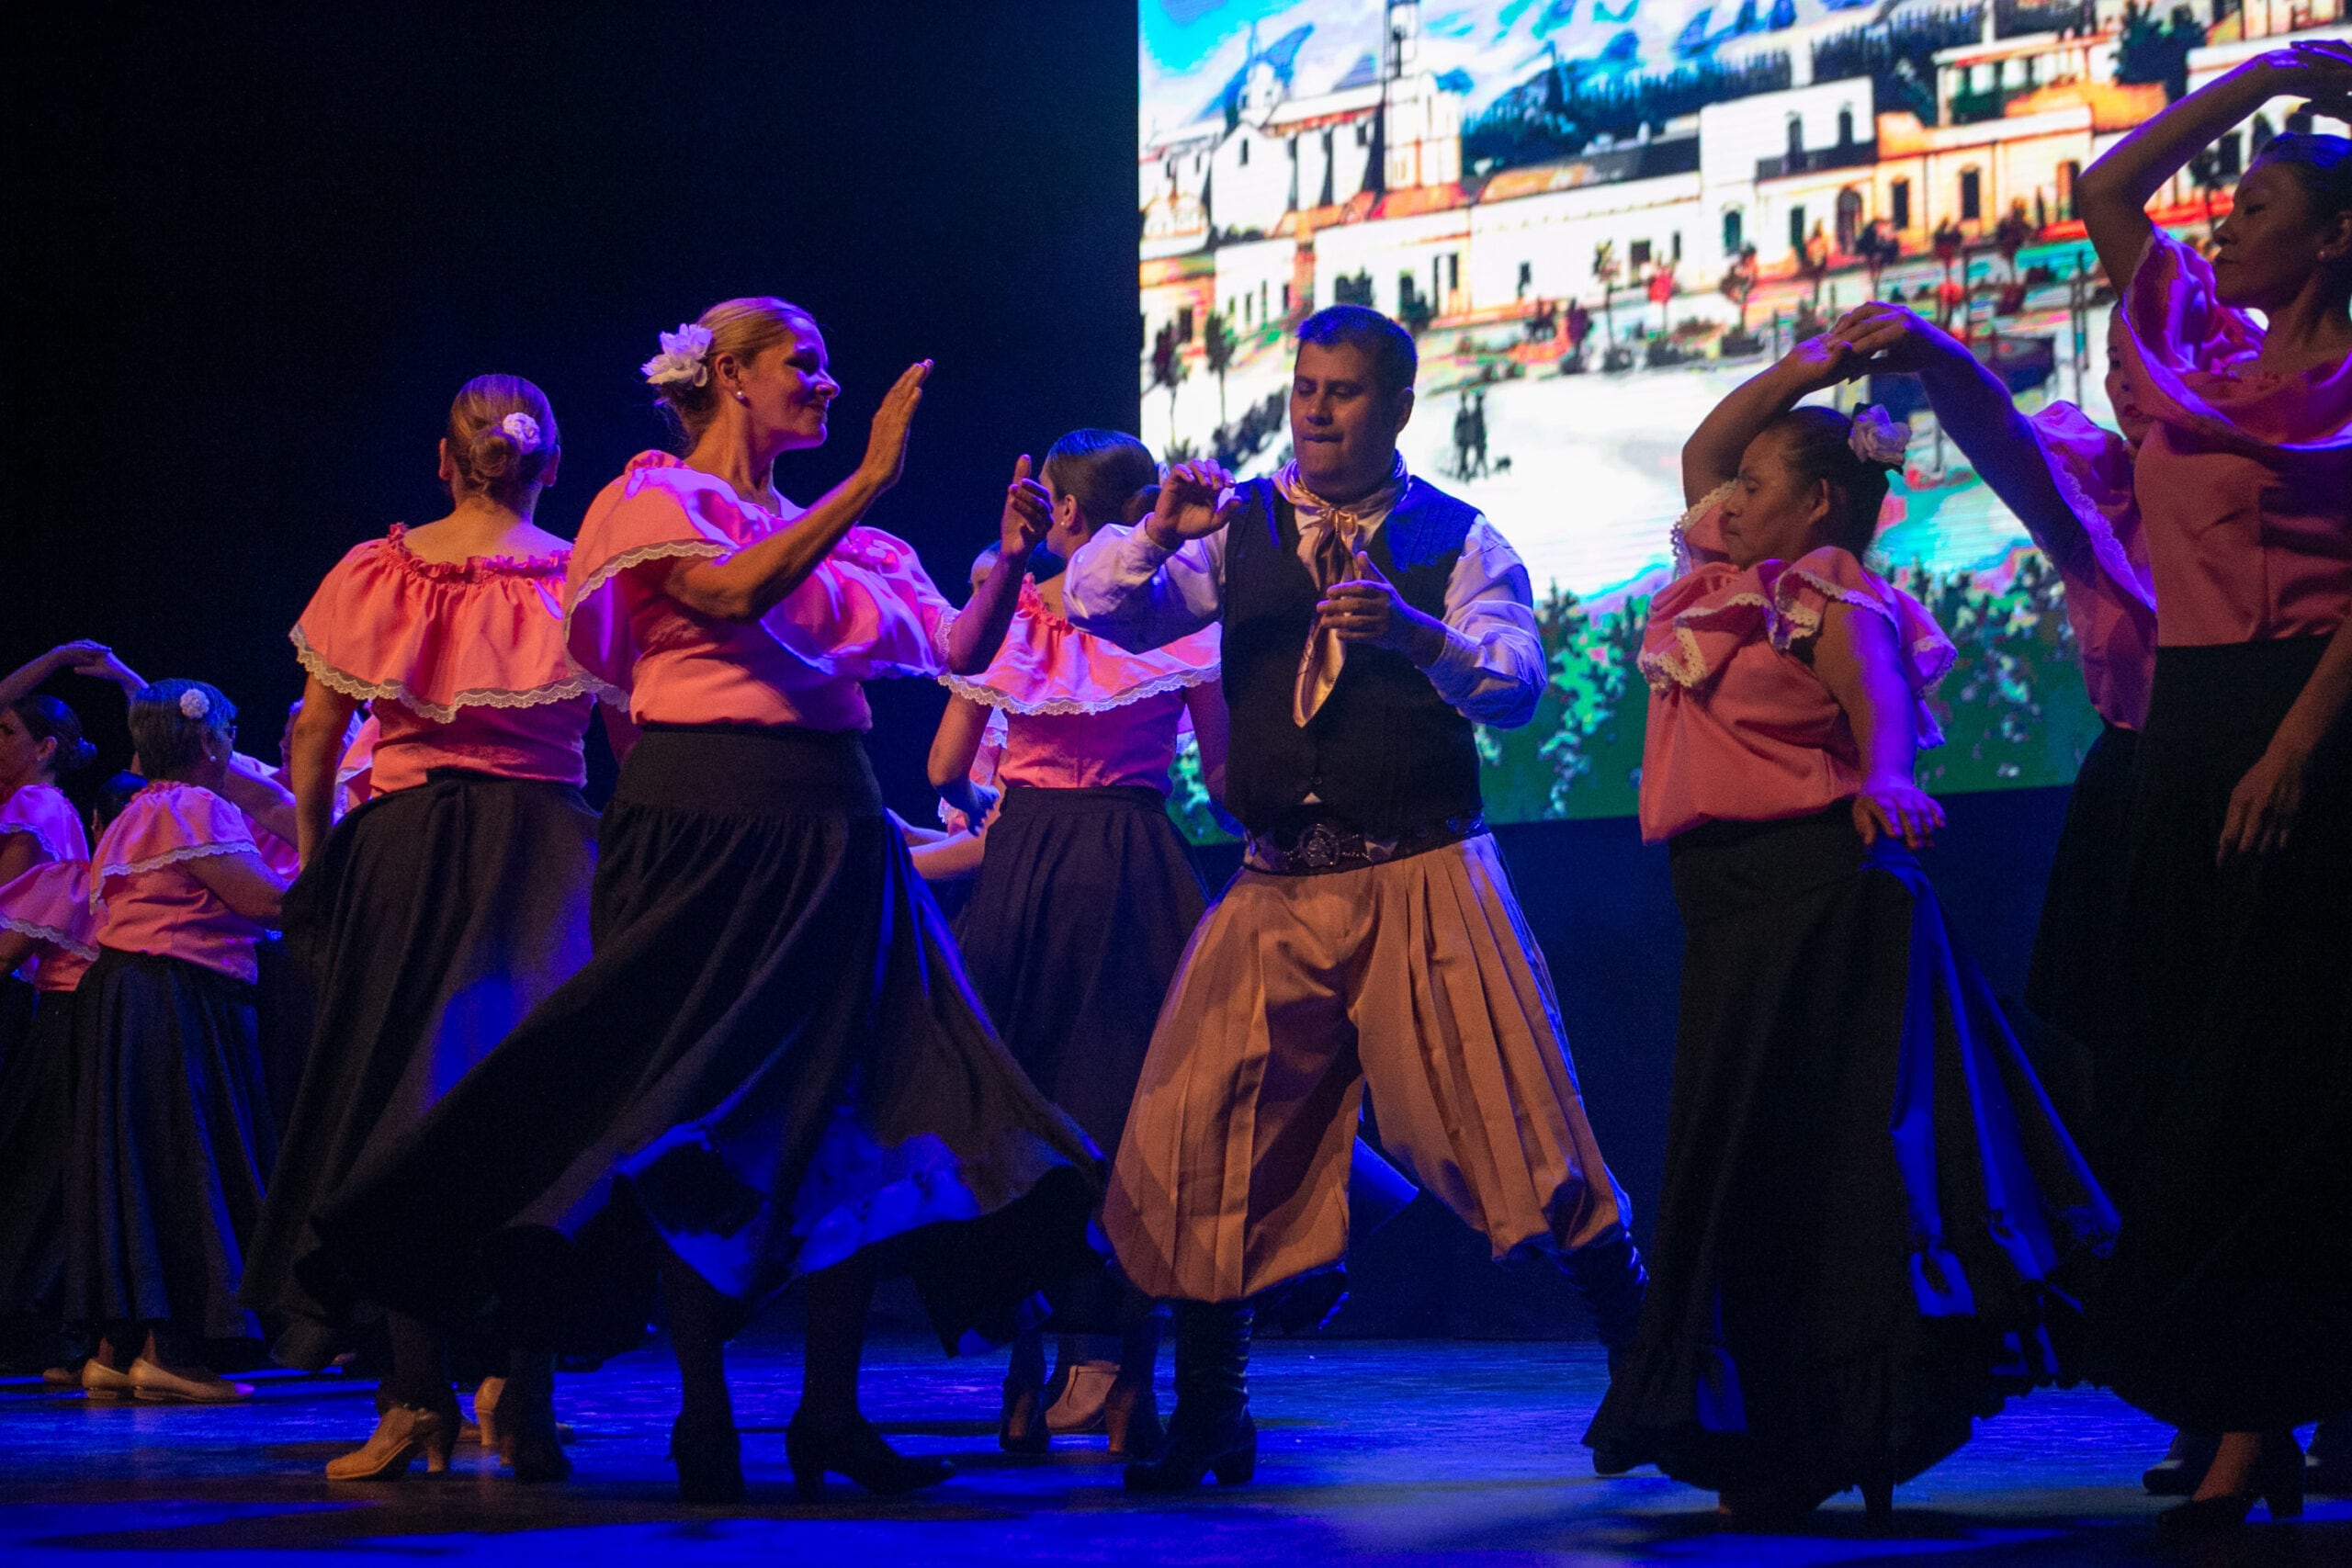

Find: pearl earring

[733,389,750,404]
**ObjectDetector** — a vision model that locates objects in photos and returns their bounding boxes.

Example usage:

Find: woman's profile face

[739,321,841,453]
[2211,159,2350,310]
[0,708,52,790]
[1719,426,1829,570]
[2104,310,2154,448]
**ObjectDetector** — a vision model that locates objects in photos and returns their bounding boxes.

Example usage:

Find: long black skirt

[316,725,1102,1360]
[1584,808,2114,1498]
[954,783,1204,1330]
[2019,721,2140,1163]
[64,949,276,1339]
[2093,638,2352,1434]
[954,784,1204,1155]
[0,988,80,1317]
[240,772,598,1370]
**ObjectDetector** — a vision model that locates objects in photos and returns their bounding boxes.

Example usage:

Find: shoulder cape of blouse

[564,451,953,696]
[0,858,96,961]
[942,577,1219,715]
[88,783,258,911]
[2117,230,2352,453]
[0,781,91,864]
[1645,485,1954,746]
[289,525,621,723]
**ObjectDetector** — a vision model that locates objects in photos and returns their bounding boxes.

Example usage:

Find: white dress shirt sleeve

[1420,514,1547,730]
[1063,522,1229,653]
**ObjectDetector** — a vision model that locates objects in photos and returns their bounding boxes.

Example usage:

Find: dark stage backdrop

[5,4,2079,1340]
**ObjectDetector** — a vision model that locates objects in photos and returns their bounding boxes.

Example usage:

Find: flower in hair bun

[641,322,715,389]
[1848,405,1909,467]
[501,412,543,450]
[178,688,212,721]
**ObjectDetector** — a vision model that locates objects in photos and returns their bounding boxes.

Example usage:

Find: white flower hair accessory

[501,412,543,450]
[177,687,212,721]
[1848,405,1909,467]
[641,322,715,389]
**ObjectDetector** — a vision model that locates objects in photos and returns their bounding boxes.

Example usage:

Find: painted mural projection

[1140,0,2350,824]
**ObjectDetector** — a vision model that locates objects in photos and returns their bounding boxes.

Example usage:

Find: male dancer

[1066,305,1645,1490]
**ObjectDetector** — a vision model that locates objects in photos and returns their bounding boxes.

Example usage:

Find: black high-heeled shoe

[784,1416,953,1500]
[999,1373,1049,1455]
[669,1416,745,1504]
[2142,1428,2219,1495]
[2156,1433,2303,1540]
[500,1402,574,1484]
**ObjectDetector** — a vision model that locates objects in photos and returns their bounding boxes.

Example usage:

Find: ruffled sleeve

[944,580,1221,714]
[766,525,955,682]
[565,454,955,693]
[1767,547,1956,747]
[91,784,260,908]
[0,860,96,961]
[1668,483,1736,578]
[291,529,619,722]
[2119,231,2352,450]
[2024,404,2152,605]
[1638,560,1773,695]
[0,783,90,865]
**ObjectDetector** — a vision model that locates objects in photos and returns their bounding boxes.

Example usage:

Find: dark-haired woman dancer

[69,680,288,1404]
[2074,39,2352,1534]
[315,298,1100,1504]
[929,429,1223,1457]
[242,375,622,1482]
[1584,337,2115,1525]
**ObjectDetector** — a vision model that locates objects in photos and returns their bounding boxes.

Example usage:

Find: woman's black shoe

[1123,1300,1254,1493]
[669,1416,745,1504]
[785,1416,952,1500]
[2155,1433,2303,1540]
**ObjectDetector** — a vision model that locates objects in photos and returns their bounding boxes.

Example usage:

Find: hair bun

[468,424,520,481]
[58,737,96,774]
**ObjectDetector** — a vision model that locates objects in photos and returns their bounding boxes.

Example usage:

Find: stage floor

[1,1336,2344,1565]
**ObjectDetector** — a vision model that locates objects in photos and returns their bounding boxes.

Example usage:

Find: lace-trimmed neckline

[384,524,569,582]
[1018,576,1072,633]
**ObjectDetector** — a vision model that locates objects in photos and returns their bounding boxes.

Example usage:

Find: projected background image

[1139,0,2349,829]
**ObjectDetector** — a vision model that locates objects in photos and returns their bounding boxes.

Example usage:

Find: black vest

[1220,476,1485,838]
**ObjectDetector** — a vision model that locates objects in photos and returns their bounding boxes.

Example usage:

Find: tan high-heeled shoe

[471,1377,506,1450]
[326,1404,457,1482]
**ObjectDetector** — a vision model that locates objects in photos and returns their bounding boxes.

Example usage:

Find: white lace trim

[90,840,257,910]
[0,912,97,961]
[2028,423,2155,611]
[559,538,735,699]
[290,628,616,723]
[931,606,959,669]
[1637,591,1771,693]
[0,819,70,863]
[939,663,1219,716]
[1668,481,1736,579]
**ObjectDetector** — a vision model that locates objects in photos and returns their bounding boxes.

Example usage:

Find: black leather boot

[1561,1224,1648,1380]
[1563,1225,1649,1477]
[1123,1301,1255,1492]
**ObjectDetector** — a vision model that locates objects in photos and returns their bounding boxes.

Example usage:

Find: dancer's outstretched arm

[944,456,1051,676]
[1831,303,2086,575]
[1812,604,1945,851]
[2076,40,2352,289]
[1681,335,1857,504]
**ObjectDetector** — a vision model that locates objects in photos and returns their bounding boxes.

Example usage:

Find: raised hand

[1851,777,1945,850]
[1146,459,1241,550]
[1315,550,1446,665]
[1000,454,1050,561]
[860,360,933,492]
[1826,301,1951,375]
[2263,39,2352,114]
[1780,332,1860,394]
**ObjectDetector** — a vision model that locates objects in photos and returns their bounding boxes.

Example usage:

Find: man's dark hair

[1296,305,1418,399]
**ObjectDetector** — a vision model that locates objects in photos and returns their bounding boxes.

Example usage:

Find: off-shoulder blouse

[292,525,616,793]
[0,860,96,992]
[89,783,276,983]
[565,452,956,731]
[1637,489,1955,844]
[2117,231,2352,647]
